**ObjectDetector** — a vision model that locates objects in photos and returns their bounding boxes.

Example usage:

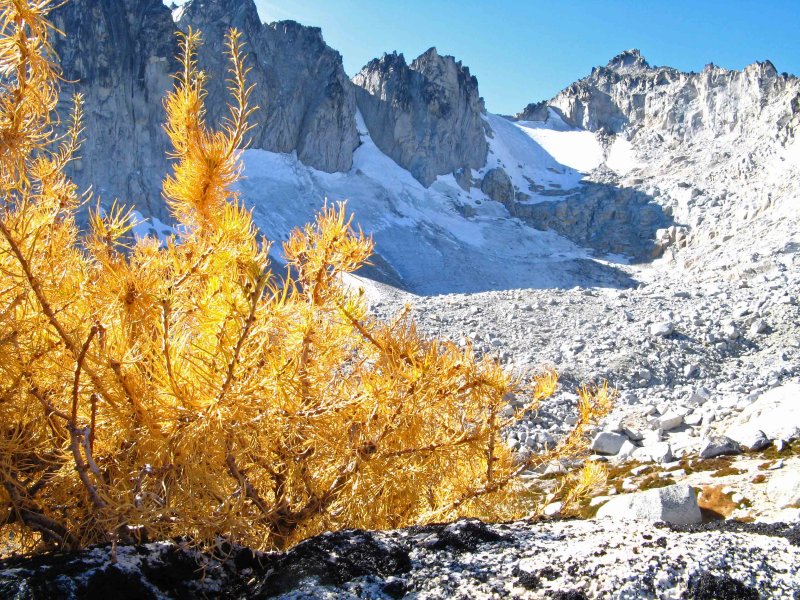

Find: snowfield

[230,111,641,295]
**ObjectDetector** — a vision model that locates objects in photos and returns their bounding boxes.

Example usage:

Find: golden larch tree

[0,0,611,555]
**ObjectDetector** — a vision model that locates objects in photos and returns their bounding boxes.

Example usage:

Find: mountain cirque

[4,0,800,596]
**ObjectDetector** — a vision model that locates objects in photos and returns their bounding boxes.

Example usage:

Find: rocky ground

[1,517,797,599]
[362,245,800,517]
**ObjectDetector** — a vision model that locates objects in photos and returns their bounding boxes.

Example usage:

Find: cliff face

[48,0,360,220]
[177,0,359,174]
[51,0,177,221]
[352,48,489,187]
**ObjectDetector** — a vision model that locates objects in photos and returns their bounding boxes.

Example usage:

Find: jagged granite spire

[177,0,359,173]
[353,47,489,187]
[606,49,650,71]
[48,0,360,222]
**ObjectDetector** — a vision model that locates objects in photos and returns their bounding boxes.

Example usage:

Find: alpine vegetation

[0,0,611,555]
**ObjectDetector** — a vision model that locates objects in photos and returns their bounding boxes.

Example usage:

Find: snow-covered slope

[478,110,641,204]
[234,112,635,295]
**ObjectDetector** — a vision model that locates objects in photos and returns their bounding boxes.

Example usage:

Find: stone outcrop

[514,100,548,122]
[505,182,670,259]
[2,518,797,598]
[595,484,703,525]
[506,49,800,269]
[177,0,359,173]
[352,48,488,186]
[51,0,178,221]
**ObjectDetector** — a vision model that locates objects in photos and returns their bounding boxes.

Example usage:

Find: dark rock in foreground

[1,517,798,598]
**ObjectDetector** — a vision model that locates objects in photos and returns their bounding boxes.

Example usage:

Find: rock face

[352,48,488,186]
[506,182,669,259]
[549,48,799,145]
[502,49,800,265]
[51,0,178,221]
[514,100,548,122]
[177,0,359,174]
[49,0,359,223]
[725,383,800,443]
[2,518,798,598]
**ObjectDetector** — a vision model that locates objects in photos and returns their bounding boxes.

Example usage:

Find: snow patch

[516,116,604,173]
[607,136,641,174]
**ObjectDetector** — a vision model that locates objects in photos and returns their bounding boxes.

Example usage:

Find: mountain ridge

[48,0,800,294]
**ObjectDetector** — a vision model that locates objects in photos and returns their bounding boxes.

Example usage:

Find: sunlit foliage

[0,0,611,555]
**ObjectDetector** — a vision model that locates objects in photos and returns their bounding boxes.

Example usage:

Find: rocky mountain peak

[743,59,779,78]
[606,48,650,72]
[180,0,261,31]
[353,47,488,186]
[514,100,549,122]
[410,46,482,99]
[546,49,800,144]
[267,19,326,47]
[177,0,359,173]
[364,51,409,77]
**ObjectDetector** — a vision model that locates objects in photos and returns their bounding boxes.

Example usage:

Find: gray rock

[481,168,514,203]
[353,48,488,186]
[596,484,702,525]
[514,100,549,122]
[699,436,741,459]
[617,440,638,459]
[721,322,739,341]
[684,413,703,427]
[686,389,711,406]
[453,167,476,192]
[725,383,800,443]
[591,432,628,455]
[658,411,684,431]
[51,0,179,222]
[632,442,673,464]
[725,427,771,452]
[178,0,359,173]
[684,363,699,378]
[623,426,645,441]
[750,319,769,335]
[507,184,671,261]
[543,502,563,517]
[51,0,361,222]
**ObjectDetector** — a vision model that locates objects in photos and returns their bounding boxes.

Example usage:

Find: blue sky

[252,0,800,115]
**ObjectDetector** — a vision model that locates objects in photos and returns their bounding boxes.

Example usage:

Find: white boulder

[658,411,684,431]
[649,321,674,337]
[591,432,628,455]
[725,382,800,443]
[595,484,702,525]
[767,471,800,509]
